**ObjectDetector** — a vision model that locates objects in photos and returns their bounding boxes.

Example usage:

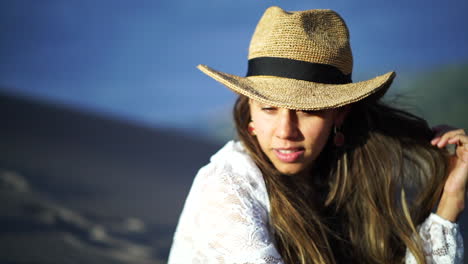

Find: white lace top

[168,141,463,263]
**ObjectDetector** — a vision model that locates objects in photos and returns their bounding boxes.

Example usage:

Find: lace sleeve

[405,213,464,264]
[167,163,284,264]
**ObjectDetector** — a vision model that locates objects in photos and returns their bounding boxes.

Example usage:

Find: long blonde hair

[233,94,448,264]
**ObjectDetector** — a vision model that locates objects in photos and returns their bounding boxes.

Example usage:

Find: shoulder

[169,141,281,263]
[193,140,269,209]
[206,140,260,176]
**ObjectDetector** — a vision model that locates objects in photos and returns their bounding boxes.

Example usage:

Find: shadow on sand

[0,91,223,263]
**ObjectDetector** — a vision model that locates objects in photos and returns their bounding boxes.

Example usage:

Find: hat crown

[249,6,353,75]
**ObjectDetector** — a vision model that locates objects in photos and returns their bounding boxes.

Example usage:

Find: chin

[275,164,306,176]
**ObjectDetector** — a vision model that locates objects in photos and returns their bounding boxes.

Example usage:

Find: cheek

[251,112,272,136]
[316,122,332,137]
[250,119,274,153]
[253,120,272,145]
[303,121,333,146]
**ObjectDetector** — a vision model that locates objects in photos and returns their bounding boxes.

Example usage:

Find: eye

[261,106,277,112]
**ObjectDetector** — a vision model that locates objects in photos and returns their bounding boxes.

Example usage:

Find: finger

[437,129,466,147]
[448,134,468,147]
[431,125,458,146]
[456,145,468,163]
[431,137,441,146]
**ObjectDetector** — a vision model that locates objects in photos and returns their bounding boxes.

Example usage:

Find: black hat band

[246,57,352,84]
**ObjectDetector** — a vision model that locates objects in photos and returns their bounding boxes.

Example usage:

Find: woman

[168,6,466,263]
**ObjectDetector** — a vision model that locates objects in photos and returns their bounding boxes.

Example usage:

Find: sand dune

[0,91,224,262]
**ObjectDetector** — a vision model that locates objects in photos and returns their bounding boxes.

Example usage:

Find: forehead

[249,99,279,108]
[248,99,333,111]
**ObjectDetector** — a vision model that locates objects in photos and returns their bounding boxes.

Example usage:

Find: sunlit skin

[431,125,468,222]
[248,99,348,177]
[249,100,468,222]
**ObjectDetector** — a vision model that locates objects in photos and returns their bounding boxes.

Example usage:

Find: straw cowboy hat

[197,6,396,110]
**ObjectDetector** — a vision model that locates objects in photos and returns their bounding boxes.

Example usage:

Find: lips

[273,147,304,163]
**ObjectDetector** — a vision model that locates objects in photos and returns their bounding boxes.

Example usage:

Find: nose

[275,110,300,140]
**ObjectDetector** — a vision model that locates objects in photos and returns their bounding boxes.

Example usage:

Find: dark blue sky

[1,0,467,130]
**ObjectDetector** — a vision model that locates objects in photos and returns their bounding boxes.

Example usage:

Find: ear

[248,121,256,135]
[334,105,351,127]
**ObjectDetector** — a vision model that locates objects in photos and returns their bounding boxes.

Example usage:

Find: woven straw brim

[198,64,396,110]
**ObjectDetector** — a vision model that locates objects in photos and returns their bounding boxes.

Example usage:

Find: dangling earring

[248,121,256,136]
[333,125,345,147]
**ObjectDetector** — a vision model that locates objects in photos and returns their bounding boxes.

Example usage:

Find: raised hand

[431,125,468,222]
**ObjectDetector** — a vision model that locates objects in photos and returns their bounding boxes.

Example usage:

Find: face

[249,100,347,177]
